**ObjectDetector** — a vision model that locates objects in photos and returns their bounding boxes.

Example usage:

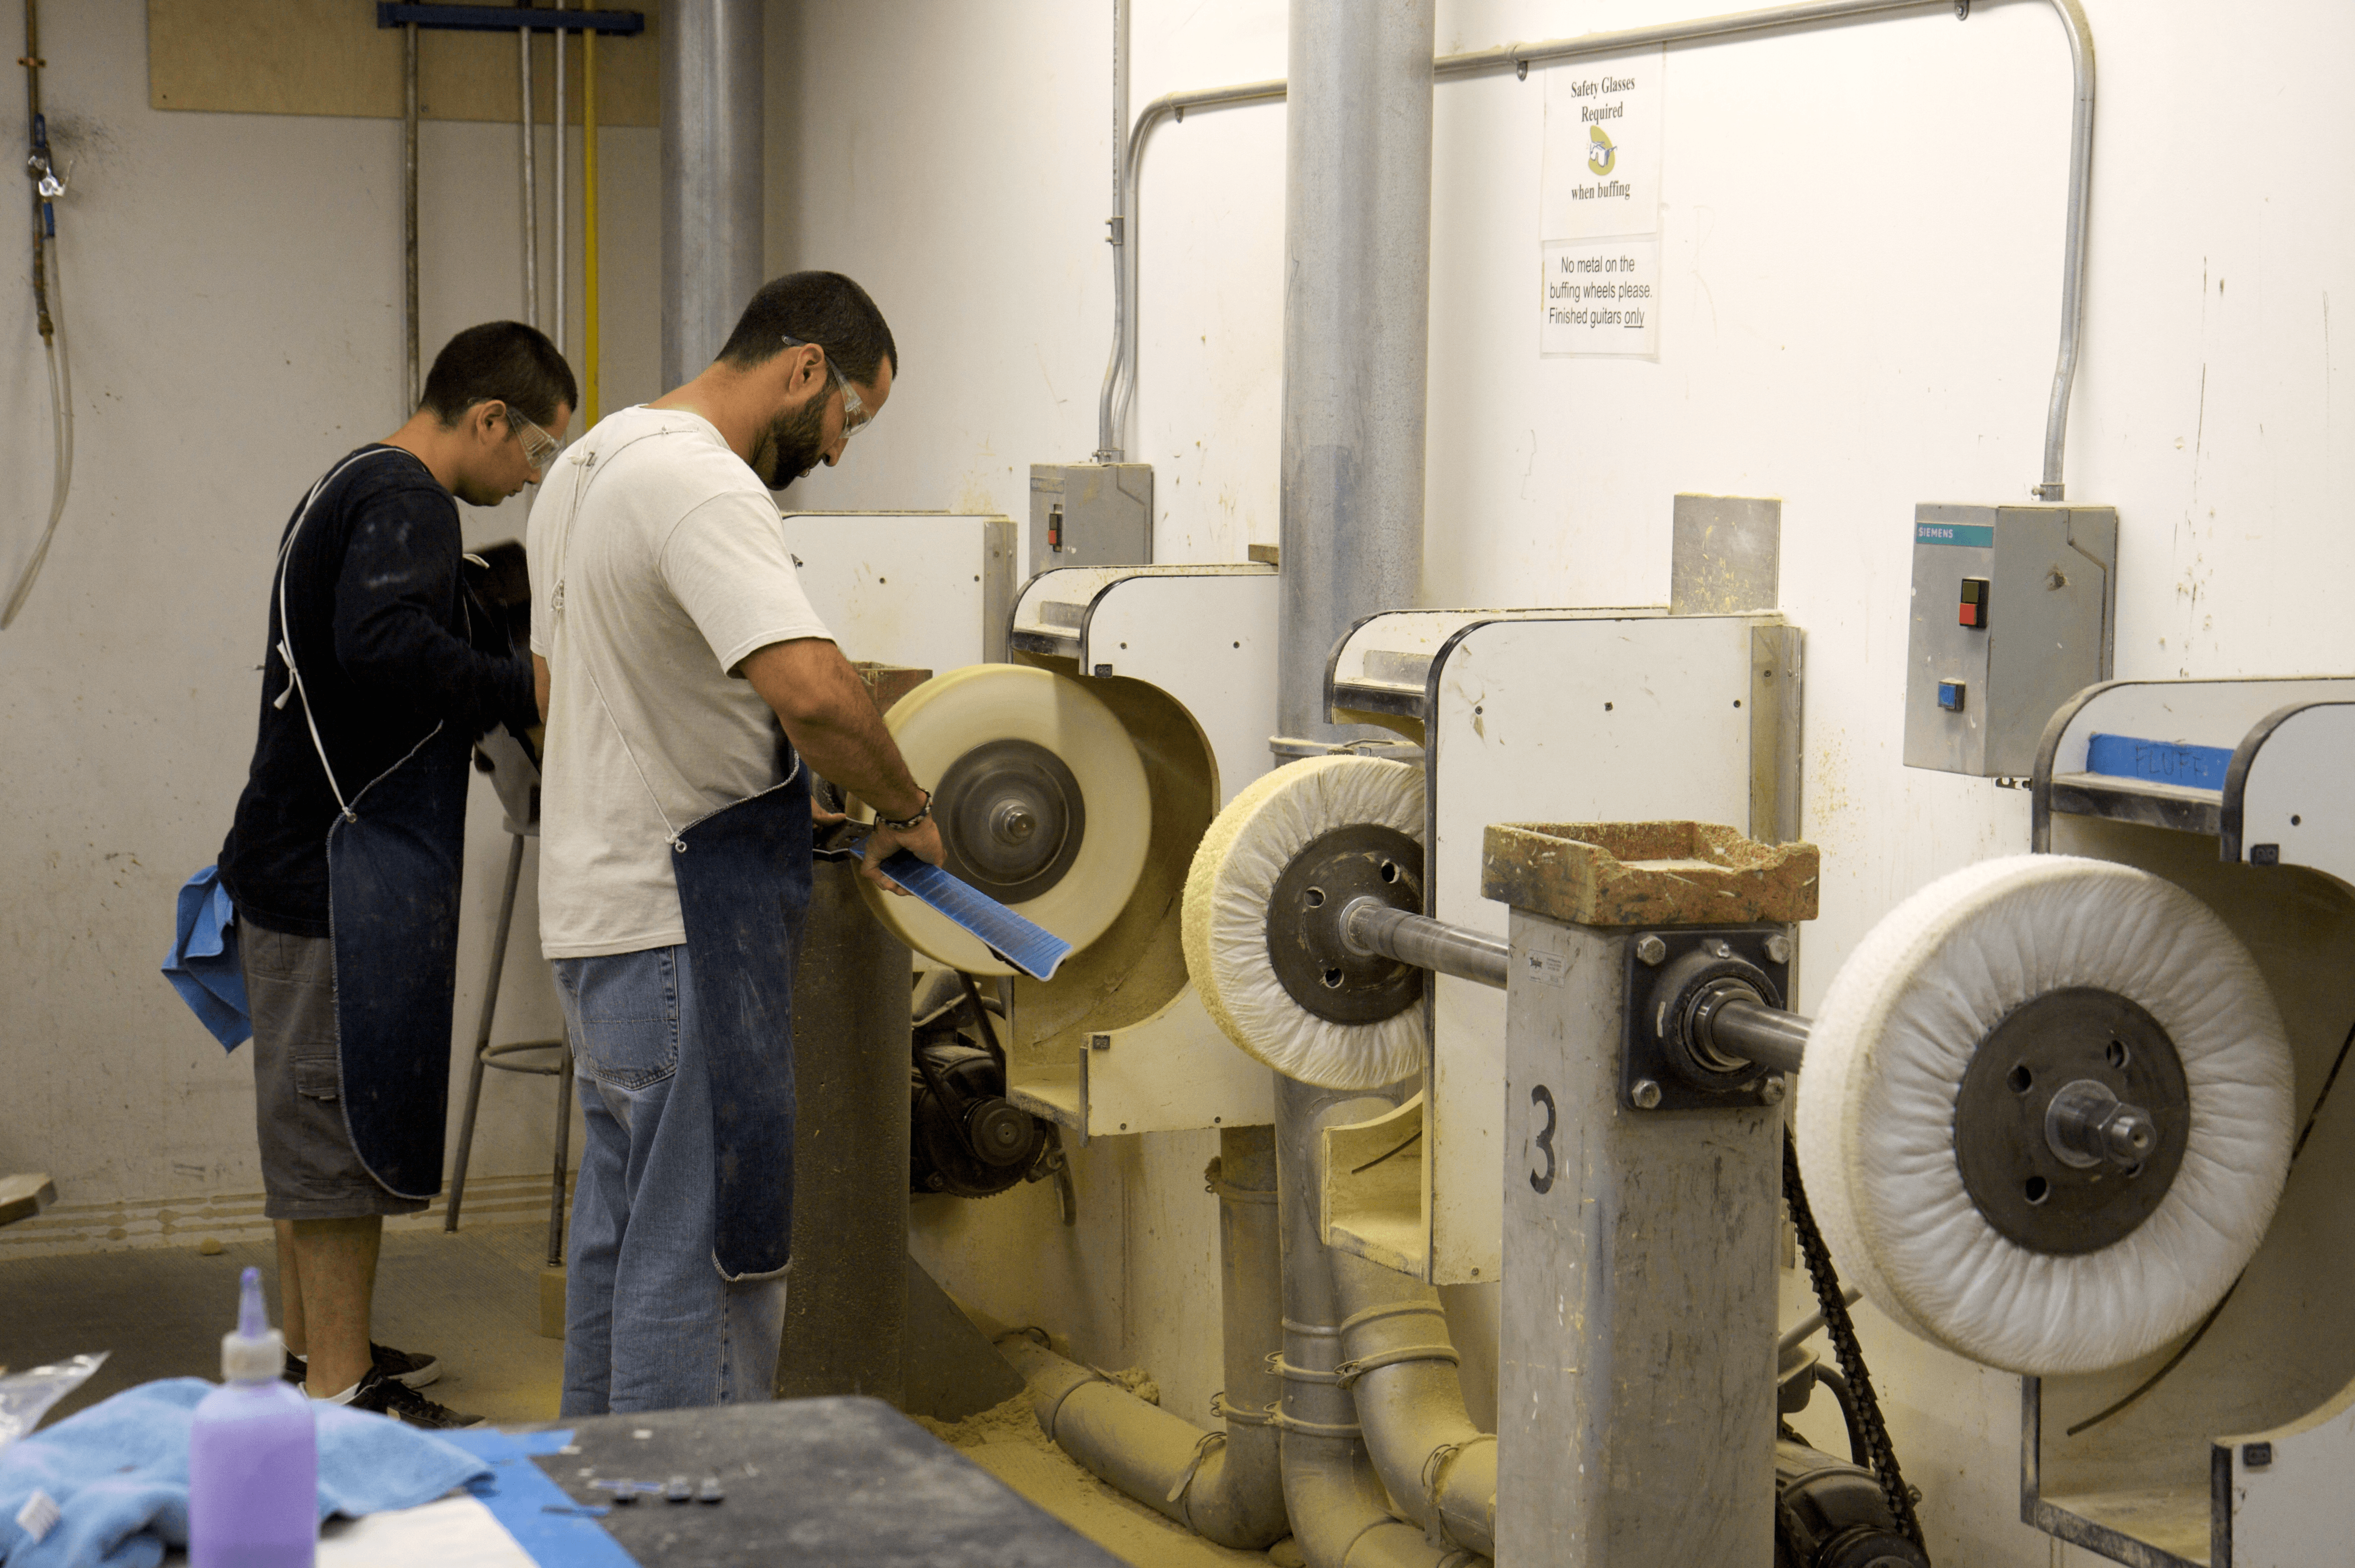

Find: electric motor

[1773,1440,1930,1568]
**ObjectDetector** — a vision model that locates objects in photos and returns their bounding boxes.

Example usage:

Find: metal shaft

[1341,899,1509,992]
[1704,994,1811,1077]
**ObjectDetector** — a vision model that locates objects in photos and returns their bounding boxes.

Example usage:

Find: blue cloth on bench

[0,1378,490,1568]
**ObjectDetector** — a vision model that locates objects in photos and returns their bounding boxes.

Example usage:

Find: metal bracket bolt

[1764,932,1793,965]
[1634,934,1668,966]
[1630,1078,1663,1110]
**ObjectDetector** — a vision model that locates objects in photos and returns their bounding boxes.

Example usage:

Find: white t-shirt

[527,405,834,958]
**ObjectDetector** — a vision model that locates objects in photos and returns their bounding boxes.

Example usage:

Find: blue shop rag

[161,866,249,1050]
[0,1378,491,1568]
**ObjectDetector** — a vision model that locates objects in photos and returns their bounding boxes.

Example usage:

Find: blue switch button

[1937,680,1966,713]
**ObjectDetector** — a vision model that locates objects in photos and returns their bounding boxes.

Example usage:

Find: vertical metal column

[1274,0,1436,746]
[403,22,420,409]
[1498,909,1780,1566]
[660,0,765,388]
[553,0,567,356]
[519,20,538,329]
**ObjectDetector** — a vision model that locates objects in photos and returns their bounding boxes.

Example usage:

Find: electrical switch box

[1904,503,2117,778]
[1028,463,1154,579]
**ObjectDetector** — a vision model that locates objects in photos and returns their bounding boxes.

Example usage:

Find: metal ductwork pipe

[660,0,764,388]
[1276,1078,1468,1568]
[1276,0,1438,746]
[996,1128,1290,1549]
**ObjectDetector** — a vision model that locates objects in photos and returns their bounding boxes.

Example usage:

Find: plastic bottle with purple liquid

[188,1266,317,1568]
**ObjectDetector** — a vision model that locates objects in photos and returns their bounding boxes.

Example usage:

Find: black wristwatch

[878,790,933,833]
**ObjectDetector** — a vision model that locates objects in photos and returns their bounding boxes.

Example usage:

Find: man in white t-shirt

[527,271,942,1413]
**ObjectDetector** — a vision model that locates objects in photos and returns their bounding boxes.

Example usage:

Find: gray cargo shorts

[240,924,430,1221]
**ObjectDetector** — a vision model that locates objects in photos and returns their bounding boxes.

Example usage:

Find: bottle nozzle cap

[222,1265,284,1383]
[238,1266,267,1338]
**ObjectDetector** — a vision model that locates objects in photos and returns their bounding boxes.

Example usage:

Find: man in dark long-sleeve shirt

[219,322,574,1427]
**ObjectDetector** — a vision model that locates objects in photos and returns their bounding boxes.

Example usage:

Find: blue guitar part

[852,844,1075,981]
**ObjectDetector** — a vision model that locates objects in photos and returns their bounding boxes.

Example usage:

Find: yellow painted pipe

[581,7,600,424]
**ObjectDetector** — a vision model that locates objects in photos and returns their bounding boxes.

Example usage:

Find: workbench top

[520,1395,1122,1567]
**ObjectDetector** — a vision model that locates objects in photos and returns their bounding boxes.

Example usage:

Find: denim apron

[275,448,472,1200]
[549,427,816,1281]
[669,763,814,1281]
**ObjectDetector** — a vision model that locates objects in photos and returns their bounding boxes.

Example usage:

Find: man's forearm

[740,639,926,818]
[787,703,925,817]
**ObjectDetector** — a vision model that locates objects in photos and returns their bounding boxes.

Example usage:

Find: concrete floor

[1,1228,1292,1565]
[0,1223,565,1427]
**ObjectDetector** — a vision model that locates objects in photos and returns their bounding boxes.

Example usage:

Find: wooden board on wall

[150,0,662,126]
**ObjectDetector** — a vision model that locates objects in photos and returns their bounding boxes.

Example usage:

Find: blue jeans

[554,943,787,1414]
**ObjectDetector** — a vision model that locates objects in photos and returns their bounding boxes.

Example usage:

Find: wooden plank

[0,1173,57,1230]
[149,0,661,126]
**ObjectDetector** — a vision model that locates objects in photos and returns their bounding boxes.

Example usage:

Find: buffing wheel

[1796,854,2295,1376]
[1183,755,1428,1090]
[857,665,1151,975]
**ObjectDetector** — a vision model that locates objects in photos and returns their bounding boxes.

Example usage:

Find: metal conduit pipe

[1098,0,2094,501]
[1276,1078,1477,1568]
[993,1127,1290,1549]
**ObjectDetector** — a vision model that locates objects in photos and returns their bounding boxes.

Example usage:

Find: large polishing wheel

[1796,854,2296,1377]
[856,665,1151,976]
[1183,755,1429,1091]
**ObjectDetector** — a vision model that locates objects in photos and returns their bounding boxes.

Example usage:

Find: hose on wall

[5,0,74,633]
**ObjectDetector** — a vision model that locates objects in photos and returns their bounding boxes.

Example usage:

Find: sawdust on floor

[916,1394,1284,1567]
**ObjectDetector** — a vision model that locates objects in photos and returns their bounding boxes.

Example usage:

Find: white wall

[4,0,2346,1557]
[770,1,2355,1563]
[0,0,662,1247]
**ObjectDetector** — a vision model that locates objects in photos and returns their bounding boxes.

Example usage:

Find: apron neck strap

[272,448,410,820]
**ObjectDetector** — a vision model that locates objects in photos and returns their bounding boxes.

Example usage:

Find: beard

[752,392,831,491]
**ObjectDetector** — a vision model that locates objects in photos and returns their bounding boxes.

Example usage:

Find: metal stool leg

[447,831,527,1232]
[546,1051,574,1267]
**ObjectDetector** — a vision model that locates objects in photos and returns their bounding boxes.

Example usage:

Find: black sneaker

[346,1367,487,1429]
[370,1342,441,1389]
[280,1343,442,1390]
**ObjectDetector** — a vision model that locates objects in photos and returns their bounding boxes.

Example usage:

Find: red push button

[1958,577,1989,628]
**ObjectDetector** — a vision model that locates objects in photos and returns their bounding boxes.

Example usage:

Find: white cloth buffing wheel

[1796,854,2294,1376]
[856,665,1151,976]
[1183,755,1426,1091]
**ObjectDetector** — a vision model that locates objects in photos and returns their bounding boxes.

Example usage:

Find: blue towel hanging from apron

[161,866,250,1049]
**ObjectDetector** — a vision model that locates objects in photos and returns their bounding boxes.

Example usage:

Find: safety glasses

[781,335,874,440]
[501,404,563,473]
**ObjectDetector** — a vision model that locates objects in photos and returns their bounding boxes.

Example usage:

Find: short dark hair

[419,322,579,428]
[717,271,898,387]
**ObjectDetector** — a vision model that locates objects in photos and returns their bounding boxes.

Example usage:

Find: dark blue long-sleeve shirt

[220,446,536,937]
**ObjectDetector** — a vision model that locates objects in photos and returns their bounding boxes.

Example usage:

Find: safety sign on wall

[1540,49,1664,358]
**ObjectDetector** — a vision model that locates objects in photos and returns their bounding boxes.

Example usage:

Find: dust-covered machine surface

[779,501,2355,1566]
[1170,644,2342,1563]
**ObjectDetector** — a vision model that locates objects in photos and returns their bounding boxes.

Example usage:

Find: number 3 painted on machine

[1529,1085,1557,1194]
